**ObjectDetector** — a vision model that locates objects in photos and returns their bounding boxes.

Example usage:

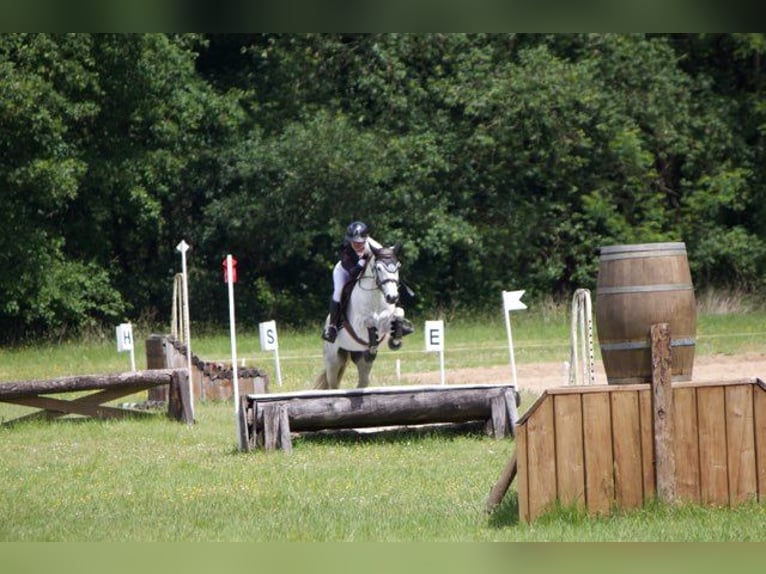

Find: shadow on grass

[487,490,520,527]
[294,421,491,446]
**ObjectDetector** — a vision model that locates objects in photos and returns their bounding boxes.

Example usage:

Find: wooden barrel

[595,242,696,384]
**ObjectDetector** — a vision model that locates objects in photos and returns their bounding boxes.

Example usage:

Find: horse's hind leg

[351,351,374,388]
[325,348,349,389]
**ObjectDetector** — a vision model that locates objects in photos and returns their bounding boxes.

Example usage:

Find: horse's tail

[313,371,329,390]
[313,354,348,390]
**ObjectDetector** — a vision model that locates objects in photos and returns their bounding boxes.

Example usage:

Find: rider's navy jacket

[339,240,366,278]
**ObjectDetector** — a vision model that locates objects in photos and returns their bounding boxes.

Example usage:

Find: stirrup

[391,318,415,339]
[400,318,414,336]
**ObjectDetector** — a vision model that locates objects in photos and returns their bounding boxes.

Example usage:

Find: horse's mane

[372,246,398,264]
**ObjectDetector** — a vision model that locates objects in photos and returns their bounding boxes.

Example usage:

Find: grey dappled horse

[314,245,412,389]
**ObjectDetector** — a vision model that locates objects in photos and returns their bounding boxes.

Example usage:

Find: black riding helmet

[345,221,369,243]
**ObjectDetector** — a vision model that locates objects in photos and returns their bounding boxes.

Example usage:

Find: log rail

[244,383,520,451]
[0,368,193,425]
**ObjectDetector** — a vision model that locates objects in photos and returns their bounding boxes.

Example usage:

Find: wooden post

[490,395,509,438]
[145,334,169,401]
[263,403,292,451]
[168,369,194,425]
[278,405,293,453]
[651,322,676,503]
[238,396,251,452]
[486,451,518,513]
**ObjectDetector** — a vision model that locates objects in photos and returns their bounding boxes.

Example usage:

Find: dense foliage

[2,33,765,342]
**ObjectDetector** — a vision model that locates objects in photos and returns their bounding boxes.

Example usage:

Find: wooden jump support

[487,323,766,522]
[0,368,193,426]
[242,383,520,451]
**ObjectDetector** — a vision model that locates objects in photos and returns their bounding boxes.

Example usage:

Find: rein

[342,320,386,347]
[342,251,400,346]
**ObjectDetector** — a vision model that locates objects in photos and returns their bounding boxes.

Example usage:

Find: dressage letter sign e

[425,320,444,352]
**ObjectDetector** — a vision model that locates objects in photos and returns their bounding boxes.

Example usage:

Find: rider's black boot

[321,300,341,342]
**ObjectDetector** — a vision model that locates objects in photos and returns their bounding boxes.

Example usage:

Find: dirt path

[400,352,766,394]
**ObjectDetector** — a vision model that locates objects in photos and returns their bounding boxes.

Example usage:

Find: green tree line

[1,33,765,342]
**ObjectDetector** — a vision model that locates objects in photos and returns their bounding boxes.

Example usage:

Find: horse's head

[370,245,401,305]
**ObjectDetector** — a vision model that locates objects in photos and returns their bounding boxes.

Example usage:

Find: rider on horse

[322,221,379,343]
[321,220,386,343]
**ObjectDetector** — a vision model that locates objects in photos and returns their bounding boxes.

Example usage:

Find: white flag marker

[502,289,528,390]
[176,239,194,421]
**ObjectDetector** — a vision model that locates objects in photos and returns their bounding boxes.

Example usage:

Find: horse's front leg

[364,325,379,361]
[351,351,374,388]
[388,307,414,350]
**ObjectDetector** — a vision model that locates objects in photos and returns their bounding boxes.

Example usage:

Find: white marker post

[259,320,282,386]
[224,254,245,451]
[176,240,194,421]
[115,322,136,372]
[502,289,528,391]
[425,320,445,385]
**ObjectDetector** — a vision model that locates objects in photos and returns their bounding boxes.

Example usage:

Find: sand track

[400,352,766,394]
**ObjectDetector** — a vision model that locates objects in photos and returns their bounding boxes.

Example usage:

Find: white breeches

[332,262,350,302]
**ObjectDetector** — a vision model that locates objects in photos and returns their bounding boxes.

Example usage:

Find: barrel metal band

[599,249,686,261]
[600,337,696,351]
[598,283,693,295]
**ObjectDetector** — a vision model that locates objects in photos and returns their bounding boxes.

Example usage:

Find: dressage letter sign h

[115,322,136,372]
[116,323,133,352]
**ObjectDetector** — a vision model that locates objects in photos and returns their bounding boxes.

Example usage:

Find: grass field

[2,303,766,541]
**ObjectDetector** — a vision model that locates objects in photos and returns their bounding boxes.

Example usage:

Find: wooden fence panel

[526,397,557,519]
[726,384,757,504]
[512,379,766,523]
[516,423,530,523]
[554,394,585,510]
[697,386,729,505]
[611,390,643,510]
[583,392,613,515]
[673,387,700,502]
[755,382,766,502]
[638,389,655,500]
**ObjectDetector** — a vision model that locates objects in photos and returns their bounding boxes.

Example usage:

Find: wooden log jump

[146,334,269,402]
[0,368,193,426]
[243,383,520,451]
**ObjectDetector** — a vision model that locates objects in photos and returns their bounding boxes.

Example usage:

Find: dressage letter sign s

[259,320,279,352]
